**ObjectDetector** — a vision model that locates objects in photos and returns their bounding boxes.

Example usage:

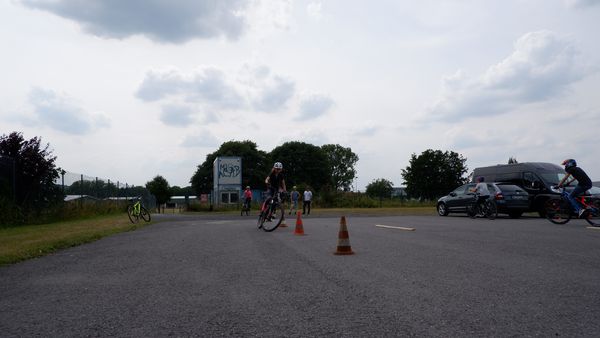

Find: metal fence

[55,170,156,210]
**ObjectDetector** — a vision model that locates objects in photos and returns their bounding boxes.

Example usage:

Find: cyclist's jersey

[244,190,252,200]
[268,172,285,191]
[566,166,592,187]
[474,182,490,197]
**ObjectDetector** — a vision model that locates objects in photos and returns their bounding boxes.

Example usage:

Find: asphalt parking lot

[2,213,600,337]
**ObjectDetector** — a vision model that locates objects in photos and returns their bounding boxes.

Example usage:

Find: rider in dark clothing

[557,159,593,217]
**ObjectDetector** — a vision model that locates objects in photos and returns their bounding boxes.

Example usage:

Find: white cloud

[564,0,600,8]
[160,104,195,127]
[20,0,251,43]
[26,87,110,135]
[180,129,220,148]
[428,30,586,122]
[136,64,298,121]
[297,93,334,120]
[307,2,323,20]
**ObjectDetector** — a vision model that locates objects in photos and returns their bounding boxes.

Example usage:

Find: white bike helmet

[273,162,283,169]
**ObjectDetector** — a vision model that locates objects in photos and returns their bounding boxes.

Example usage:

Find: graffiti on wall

[219,163,241,179]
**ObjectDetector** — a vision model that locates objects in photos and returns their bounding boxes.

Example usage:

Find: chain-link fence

[55,170,156,210]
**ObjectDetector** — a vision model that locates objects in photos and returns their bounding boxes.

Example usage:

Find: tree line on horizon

[1,130,471,225]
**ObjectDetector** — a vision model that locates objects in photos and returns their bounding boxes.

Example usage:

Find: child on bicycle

[556,159,593,217]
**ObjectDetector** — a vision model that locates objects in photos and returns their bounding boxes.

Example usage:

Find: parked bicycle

[466,193,498,220]
[127,196,151,223]
[257,192,286,232]
[544,186,600,226]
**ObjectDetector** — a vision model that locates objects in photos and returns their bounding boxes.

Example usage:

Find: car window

[452,185,467,195]
[498,184,526,193]
[487,183,498,193]
[587,186,600,195]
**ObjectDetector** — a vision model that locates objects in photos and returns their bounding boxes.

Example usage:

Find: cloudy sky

[2,0,599,189]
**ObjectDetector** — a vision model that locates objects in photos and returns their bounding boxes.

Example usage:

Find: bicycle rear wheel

[583,200,600,226]
[545,198,571,224]
[485,200,497,220]
[466,203,477,218]
[140,206,151,222]
[127,205,139,223]
[262,203,284,232]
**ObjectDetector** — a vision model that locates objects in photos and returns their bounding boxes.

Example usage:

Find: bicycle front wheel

[262,203,284,232]
[485,200,497,220]
[545,198,571,224]
[140,206,151,222]
[127,205,139,223]
[584,200,600,226]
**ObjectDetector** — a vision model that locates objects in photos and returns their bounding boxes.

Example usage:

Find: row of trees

[189,141,469,202]
[1,130,471,224]
[190,141,359,195]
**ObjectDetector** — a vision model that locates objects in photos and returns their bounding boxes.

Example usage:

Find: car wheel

[437,203,449,216]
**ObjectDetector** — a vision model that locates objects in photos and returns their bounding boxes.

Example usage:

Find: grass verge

[0,214,149,266]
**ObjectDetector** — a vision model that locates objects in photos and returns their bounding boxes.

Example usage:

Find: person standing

[243,186,252,211]
[303,188,313,215]
[289,186,300,215]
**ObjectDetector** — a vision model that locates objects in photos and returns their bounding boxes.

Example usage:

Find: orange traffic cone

[279,214,288,227]
[294,211,305,235]
[334,216,354,255]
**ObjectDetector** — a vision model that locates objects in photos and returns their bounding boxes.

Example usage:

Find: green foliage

[0,132,63,225]
[321,144,359,191]
[270,141,330,192]
[146,175,171,207]
[366,178,394,201]
[401,149,468,200]
[190,140,270,194]
[170,185,194,196]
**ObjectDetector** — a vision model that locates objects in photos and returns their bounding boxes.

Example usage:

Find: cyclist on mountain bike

[263,162,287,220]
[265,162,287,197]
[556,159,593,217]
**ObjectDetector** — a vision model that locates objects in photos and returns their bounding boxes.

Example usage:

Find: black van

[471,162,566,216]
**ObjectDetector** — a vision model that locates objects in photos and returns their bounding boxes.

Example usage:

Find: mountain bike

[466,194,498,220]
[544,186,600,226]
[257,192,285,232]
[127,196,151,223]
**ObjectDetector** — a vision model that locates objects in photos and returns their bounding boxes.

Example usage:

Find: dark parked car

[437,183,530,218]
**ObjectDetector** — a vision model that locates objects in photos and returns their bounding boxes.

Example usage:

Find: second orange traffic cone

[294,211,305,235]
[334,216,354,255]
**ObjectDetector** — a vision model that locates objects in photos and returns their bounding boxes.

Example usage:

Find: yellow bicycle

[127,197,151,223]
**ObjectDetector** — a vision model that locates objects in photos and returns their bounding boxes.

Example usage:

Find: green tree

[190,140,270,195]
[0,132,63,216]
[366,178,393,206]
[401,149,468,200]
[321,144,359,191]
[170,186,194,196]
[269,141,330,191]
[146,175,171,213]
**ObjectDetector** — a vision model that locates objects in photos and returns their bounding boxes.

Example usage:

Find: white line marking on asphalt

[375,224,415,231]
[586,226,600,230]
